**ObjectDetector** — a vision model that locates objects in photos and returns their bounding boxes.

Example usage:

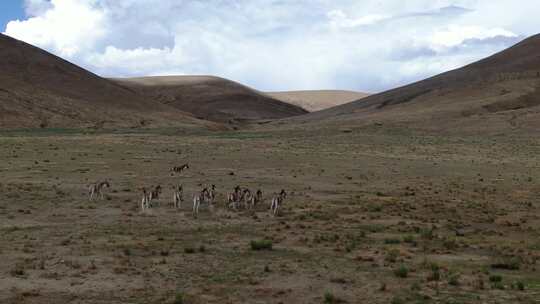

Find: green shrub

[443,238,458,250]
[384,238,401,244]
[391,296,405,304]
[411,282,421,291]
[184,247,195,254]
[403,235,415,243]
[448,273,460,286]
[250,239,273,251]
[324,291,343,304]
[427,266,440,282]
[394,265,409,278]
[420,228,434,240]
[385,249,400,263]
[491,257,521,270]
[491,281,505,290]
[489,275,502,282]
[173,292,184,304]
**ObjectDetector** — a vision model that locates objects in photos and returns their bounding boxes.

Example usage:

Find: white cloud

[6,0,106,57]
[430,25,517,49]
[328,10,389,28]
[3,1,539,92]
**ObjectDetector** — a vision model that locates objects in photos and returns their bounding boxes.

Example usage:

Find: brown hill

[266,90,370,112]
[112,76,308,123]
[0,33,202,129]
[294,34,540,134]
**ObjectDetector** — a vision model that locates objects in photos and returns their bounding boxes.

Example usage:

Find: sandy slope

[266,90,369,112]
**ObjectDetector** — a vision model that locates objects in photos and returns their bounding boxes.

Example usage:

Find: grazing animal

[208,184,217,205]
[141,188,151,211]
[88,181,110,201]
[227,185,242,209]
[270,189,287,216]
[172,163,189,174]
[193,187,210,217]
[173,185,183,208]
[141,185,162,210]
[250,189,263,208]
[240,188,254,209]
[149,185,162,206]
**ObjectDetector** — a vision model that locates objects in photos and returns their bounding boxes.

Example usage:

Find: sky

[1,1,538,92]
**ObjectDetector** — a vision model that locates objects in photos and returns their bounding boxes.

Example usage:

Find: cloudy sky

[1,0,538,92]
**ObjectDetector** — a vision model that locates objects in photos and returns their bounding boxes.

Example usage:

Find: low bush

[250,239,273,251]
[394,265,409,278]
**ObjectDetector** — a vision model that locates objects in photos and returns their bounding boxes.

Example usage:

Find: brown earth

[266,90,370,112]
[0,127,539,303]
[112,76,308,124]
[290,34,540,135]
[0,33,217,130]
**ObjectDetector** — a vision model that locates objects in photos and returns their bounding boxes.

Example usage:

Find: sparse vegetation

[173,292,184,304]
[394,265,409,278]
[448,273,461,286]
[385,249,400,263]
[184,247,196,254]
[0,123,538,303]
[391,296,405,304]
[384,238,401,244]
[250,240,273,251]
[323,291,344,304]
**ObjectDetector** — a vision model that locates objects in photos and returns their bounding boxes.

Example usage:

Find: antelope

[270,189,287,216]
[149,185,162,206]
[241,188,262,209]
[193,187,210,218]
[227,185,242,209]
[141,188,151,211]
[240,188,253,209]
[249,189,263,209]
[88,181,110,201]
[173,185,183,209]
[172,163,189,174]
[141,185,162,211]
[208,184,217,205]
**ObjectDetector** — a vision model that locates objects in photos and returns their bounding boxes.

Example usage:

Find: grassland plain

[0,126,539,303]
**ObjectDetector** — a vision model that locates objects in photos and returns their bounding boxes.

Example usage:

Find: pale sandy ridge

[266,90,370,112]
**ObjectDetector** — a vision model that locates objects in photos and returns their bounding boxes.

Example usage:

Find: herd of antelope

[87,163,288,218]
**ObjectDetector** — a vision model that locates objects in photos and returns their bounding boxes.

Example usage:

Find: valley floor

[0,126,539,303]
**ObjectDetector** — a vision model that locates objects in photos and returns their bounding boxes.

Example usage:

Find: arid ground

[1,125,539,304]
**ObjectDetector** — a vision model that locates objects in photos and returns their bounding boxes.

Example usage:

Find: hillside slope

[266,90,369,112]
[0,34,200,129]
[112,76,308,123]
[293,34,540,133]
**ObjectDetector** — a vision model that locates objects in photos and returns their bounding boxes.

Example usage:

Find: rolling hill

[293,34,540,133]
[266,90,369,112]
[112,76,308,123]
[0,33,207,129]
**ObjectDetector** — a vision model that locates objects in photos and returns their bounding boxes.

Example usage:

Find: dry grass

[0,126,539,303]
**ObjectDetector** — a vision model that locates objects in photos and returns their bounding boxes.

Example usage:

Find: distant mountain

[112,76,308,124]
[266,90,369,112]
[0,33,203,129]
[295,34,540,133]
